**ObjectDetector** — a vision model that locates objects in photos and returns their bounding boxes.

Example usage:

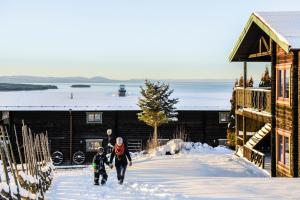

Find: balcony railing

[235,87,271,113]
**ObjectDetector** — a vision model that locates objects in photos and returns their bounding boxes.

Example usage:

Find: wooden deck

[235,87,271,115]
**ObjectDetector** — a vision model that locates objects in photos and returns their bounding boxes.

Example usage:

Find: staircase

[245,123,271,149]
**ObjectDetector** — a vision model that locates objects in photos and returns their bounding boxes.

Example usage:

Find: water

[0,81,233,110]
[30,81,234,96]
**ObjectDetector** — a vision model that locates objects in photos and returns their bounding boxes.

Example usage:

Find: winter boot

[94,182,99,186]
[118,178,124,185]
[101,179,106,185]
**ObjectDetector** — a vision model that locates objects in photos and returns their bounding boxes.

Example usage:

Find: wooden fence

[0,122,53,200]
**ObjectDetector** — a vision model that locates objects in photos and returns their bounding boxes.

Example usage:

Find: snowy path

[45,148,300,200]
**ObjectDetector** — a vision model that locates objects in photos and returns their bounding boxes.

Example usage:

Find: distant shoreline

[0,83,58,91]
[0,76,234,84]
[71,84,91,88]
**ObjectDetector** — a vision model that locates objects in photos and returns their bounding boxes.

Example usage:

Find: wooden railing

[243,145,265,169]
[235,87,271,113]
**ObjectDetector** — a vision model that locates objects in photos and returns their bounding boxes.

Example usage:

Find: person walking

[109,137,132,184]
[92,147,110,185]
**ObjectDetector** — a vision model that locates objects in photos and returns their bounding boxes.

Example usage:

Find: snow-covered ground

[45,143,300,200]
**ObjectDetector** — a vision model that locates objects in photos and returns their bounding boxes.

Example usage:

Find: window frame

[276,64,291,105]
[276,128,291,172]
[85,139,103,152]
[219,112,230,124]
[86,112,103,124]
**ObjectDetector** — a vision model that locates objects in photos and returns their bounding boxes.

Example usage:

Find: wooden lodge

[230,11,300,177]
[0,91,229,165]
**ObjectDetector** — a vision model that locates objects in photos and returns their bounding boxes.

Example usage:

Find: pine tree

[137,80,179,147]
[259,66,271,87]
[227,80,237,149]
[238,75,244,87]
[248,76,254,87]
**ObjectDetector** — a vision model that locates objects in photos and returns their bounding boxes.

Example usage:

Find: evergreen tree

[238,75,244,87]
[137,80,179,146]
[238,75,254,87]
[259,66,271,87]
[248,76,254,87]
[227,80,237,148]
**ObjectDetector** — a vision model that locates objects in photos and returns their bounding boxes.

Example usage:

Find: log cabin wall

[7,110,228,164]
[298,51,300,176]
[275,45,294,177]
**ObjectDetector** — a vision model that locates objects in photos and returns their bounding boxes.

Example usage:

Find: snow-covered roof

[256,11,300,49]
[0,90,230,111]
[230,11,300,61]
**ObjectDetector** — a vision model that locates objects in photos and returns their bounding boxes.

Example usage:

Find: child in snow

[92,147,111,185]
[109,137,132,184]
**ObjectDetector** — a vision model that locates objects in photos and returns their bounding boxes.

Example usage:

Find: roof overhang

[229,12,291,62]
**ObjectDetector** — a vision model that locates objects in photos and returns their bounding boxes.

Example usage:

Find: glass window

[285,69,290,98]
[277,129,290,168]
[219,112,230,123]
[86,112,103,124]
[86,139,103,152]
[284,136,290,167]
[278,135,284,162]
[278,70,283,97]
[276,66,290,102]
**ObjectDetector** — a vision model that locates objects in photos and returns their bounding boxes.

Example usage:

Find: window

[276,65,291,103]
[219,112,230,123]
[86,112,102,124]
[86,139,103,152]
[277,129,290,169]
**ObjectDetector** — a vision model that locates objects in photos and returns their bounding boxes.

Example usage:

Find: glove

[129,161,132,166]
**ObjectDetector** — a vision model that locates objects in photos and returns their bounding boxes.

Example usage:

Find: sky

[0,0,299,81]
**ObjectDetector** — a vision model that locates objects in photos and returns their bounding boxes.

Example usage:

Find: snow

[255,12,300,49]
[45,142,300,200]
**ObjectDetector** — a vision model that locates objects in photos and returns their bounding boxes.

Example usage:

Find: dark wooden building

[1,109,229,165]
[230,11,300,177]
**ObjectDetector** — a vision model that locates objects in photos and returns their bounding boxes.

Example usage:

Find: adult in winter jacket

[92,147,110,185]
[109,137,132,184]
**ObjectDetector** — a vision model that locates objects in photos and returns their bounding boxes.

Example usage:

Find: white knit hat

[116,137,123,146]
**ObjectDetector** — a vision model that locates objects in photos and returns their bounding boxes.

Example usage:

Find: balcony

[235,87,271,121]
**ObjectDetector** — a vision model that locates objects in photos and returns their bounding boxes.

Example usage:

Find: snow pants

[94,170,108,185]
[116,164,127,181]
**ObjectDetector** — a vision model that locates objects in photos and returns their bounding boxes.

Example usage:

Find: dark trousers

[94,170,108,184]
[116,164,127,181]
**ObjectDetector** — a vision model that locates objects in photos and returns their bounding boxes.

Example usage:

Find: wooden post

[292,50,299,177]
[0,126,20,199]
[69,110,73,164]
[14,125,25,172]
[243,62,247,146]
[271,41,277,177]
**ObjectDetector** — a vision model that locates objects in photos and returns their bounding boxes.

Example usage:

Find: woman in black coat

[109,137,132,184]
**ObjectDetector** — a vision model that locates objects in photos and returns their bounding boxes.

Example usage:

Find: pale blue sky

[0,0,299,80]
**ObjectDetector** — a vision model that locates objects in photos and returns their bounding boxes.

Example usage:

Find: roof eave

[229,12,291,62]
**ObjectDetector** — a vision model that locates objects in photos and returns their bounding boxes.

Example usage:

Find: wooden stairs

[245,123,271,149]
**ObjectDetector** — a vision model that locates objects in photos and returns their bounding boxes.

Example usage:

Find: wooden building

[0,91,229,165]
[229,11,300,177]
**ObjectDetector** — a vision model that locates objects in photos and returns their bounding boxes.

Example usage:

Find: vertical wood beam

[69,110,73,164]
[271,42,277,177]
[292,50,299,177]
[243,62,247,146]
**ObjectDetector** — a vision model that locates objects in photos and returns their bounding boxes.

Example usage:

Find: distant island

[0,83,58,91]
[71,84,91,88]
